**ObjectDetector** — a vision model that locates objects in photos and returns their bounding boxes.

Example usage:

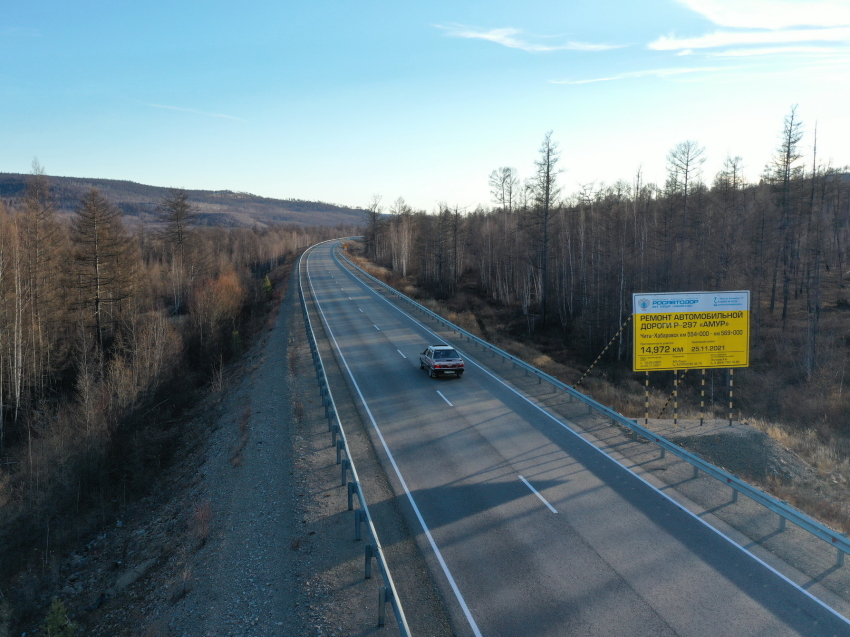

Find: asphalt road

[304,241,850,637]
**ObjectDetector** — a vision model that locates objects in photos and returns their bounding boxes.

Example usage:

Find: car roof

[431,345,454,350]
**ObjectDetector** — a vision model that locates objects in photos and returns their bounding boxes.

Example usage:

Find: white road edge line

[333,245,850,628]
[374,325,380,331]
[436,390,453,407]
[306,251,484,637]
[397,349,407,359]
[519,475,558,513]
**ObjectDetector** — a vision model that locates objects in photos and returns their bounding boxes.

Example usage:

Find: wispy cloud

[649,26,850,50]
[551,66,728,85]
[436,24,623,52]
[142,102,245,121]
[674,0,850,30]
[710,45,849,57]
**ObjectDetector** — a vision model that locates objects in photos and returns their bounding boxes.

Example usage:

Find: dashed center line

[397,349,407,359]
[359,308,363,312]
[519,475,558,514]
[374,325,381,330]
[436,390,453,406]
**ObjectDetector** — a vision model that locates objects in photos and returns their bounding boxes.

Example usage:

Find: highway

[303,241,850,637]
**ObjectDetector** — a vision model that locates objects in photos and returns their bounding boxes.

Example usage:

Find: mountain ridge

[0,173,366,228]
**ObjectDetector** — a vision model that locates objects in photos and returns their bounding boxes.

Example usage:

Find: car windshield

[434,349,458,359]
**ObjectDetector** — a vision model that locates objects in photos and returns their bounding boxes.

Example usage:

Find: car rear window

[434,350,459,359]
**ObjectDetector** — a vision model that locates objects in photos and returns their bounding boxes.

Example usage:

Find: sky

[2,0,849,212]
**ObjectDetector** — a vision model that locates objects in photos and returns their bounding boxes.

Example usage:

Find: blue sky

[2,0,849,211]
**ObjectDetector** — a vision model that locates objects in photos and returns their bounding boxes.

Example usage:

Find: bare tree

[769,105,804,325]
[71,189,137,354]
[489,167,519,213]
[666,140,706,284]
[364,195,383,262]
[528,131,562,328]
[158,188,198,313]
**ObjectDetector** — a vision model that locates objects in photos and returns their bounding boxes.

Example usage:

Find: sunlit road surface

[304,242,849,637]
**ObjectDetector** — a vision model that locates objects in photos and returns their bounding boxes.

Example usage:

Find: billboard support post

[700,369,706,426]
[644,372,649,426]
[728,368,734,427]
[673,370,679,427]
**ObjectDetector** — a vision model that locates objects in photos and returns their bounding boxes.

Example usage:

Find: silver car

[420,345,465,378]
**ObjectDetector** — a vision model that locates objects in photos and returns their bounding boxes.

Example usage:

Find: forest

[363,107,850,433]
[0,166,346,585]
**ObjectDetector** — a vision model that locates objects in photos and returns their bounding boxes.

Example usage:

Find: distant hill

[0,173,367,228]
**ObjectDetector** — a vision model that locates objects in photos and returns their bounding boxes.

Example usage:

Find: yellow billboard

[633,291,750,371]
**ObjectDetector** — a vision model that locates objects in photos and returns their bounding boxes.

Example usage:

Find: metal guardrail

[335,246,850,568]
[298,244,412,635]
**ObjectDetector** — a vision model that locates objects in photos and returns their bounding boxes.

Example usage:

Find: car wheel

[457,371,463,378]
[420,362,425,370]
[429,367,436,378]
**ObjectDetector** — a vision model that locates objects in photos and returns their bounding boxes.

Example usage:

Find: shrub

[42,598,75,637]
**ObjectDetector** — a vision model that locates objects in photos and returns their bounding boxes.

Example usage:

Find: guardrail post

[348,481,359,510]
[731,488,738,503]
[336,439,344,464]
[378,586,388,626]
[341,458,349,486]
[659,446,666,460]
[693,465,699,480]
[332,424,339,446]
[838,548,845,568]
[779,516,787,533]
[354,509,364,541]
[365,543,374,579]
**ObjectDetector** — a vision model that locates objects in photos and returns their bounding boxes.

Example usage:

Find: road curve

[304,241,850,637]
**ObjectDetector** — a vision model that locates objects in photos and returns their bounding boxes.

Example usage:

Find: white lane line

[349,296,352,300]
[397,349,407,359]
[436,390,453,407]
[359,308,363,312]
[333,247,850,628]
[374,325,380,331]
[519,475,558,514]
[305,252,483,637]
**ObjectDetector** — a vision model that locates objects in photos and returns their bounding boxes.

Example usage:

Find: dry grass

[750,418,850,484]
[288,343,298,375]
[230,406,251,467]
[189,498,212,547]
